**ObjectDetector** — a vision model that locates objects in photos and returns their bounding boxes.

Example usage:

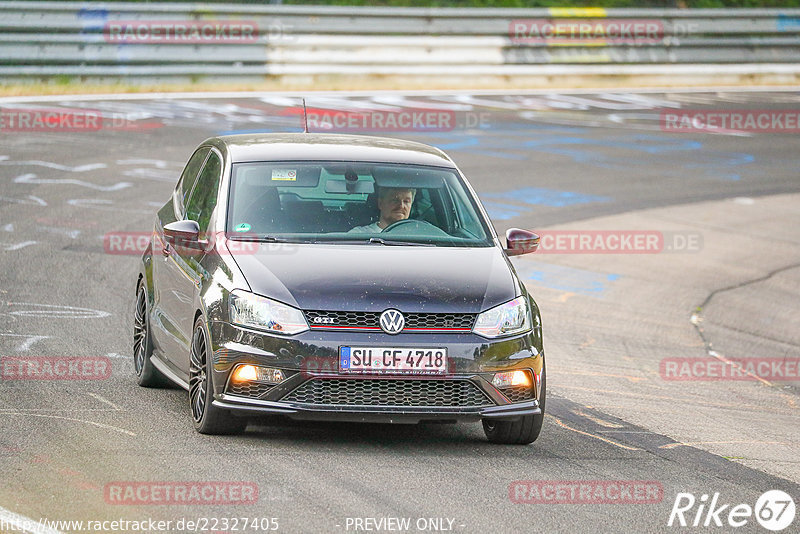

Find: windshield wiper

[227,235,299,243]
[367,237,433,246]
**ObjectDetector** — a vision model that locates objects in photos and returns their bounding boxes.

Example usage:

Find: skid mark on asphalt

[0,505,63,534]
[14,173,131,192]
[116,158,170,168]
[0,194,47,206]
[1,241,36,251]
[548,414,640,451]
[0,156,106,173]
[67,198,152,214]
[660,440,791,450]
[572,410,626,428]
[41,227,80,239]
[116,159,184,182]
[86,393,122,411]
[0,413,135,436]
[547,396,800,482]
[3,302,110,319]
[0,333,49,351]
[557,385,799,416]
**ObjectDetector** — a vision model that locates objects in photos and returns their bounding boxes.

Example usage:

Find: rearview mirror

[505,228,539,256]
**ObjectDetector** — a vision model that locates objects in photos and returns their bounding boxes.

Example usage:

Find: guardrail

[0,2,799,83]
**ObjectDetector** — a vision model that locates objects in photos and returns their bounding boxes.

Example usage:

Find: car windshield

[227,161,493,247]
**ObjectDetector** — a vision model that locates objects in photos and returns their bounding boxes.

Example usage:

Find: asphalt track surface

[0,89,799,534]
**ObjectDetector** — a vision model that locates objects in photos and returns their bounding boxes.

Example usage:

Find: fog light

[232,364,285,384]
[492,370,531,389]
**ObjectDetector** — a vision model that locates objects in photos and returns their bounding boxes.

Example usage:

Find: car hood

[229,243,519,313]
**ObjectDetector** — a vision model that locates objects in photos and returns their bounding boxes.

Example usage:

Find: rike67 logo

[668,490,796,531]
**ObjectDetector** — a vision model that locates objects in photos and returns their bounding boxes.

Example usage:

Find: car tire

[189,316,247,435]
[482,363,546,445]
[133,282,168,387]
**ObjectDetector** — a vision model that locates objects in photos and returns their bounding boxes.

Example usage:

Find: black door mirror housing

[163,220,204,250]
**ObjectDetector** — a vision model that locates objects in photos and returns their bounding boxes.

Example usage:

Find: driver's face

[378,189,414,226]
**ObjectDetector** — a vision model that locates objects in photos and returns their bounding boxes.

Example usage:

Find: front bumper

[213,395,541,424]
[208,322,544,423]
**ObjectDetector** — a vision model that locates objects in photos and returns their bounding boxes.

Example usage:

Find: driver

[349,187,415,233]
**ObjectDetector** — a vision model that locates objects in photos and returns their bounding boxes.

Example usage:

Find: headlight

[229,290,308,335]
[473,296,531,338]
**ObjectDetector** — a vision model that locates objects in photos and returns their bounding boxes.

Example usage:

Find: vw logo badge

[379,309,405,334]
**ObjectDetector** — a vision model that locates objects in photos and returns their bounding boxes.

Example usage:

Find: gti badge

[379,309,405,334]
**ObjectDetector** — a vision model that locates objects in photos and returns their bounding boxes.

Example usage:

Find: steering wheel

[381,219,450,237]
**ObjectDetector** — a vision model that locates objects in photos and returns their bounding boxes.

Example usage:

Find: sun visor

[371,166,449,189]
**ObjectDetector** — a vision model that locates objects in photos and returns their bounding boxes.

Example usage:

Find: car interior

[228,162,486,241]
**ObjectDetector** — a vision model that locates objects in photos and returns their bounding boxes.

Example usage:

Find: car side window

[176,147,210,214]
[185,151,222,232]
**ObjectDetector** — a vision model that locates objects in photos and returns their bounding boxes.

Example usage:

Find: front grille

[306,310,379,329]
[226,381,274,399]
[281,378,493,407]
[498,384,535,403]
[304,310,475,332]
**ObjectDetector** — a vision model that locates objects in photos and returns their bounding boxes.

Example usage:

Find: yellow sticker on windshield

[272,169,297,181]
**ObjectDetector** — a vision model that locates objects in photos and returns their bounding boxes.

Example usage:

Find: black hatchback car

[134,133,546,444]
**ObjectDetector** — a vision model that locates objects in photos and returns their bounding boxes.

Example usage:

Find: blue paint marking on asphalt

[481,201,524,220]
[424,130,754,181]
[521,134,703,166]
[682,152,754,181]
[516,261,620,296]
[78,8,108,33]
[216,127,752,181]
[78,8,109,18]
[424,134,527,160]
[777,14,800,31]
[517,133,753,180]
[484,187,611,207]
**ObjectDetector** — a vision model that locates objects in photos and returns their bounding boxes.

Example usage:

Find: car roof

[205,133,455,167]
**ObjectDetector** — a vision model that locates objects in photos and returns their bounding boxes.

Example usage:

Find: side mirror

[163,220,203,250]
[505,228,539,256]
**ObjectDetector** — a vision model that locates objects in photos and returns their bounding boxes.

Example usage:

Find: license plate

[339,347,447,375]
